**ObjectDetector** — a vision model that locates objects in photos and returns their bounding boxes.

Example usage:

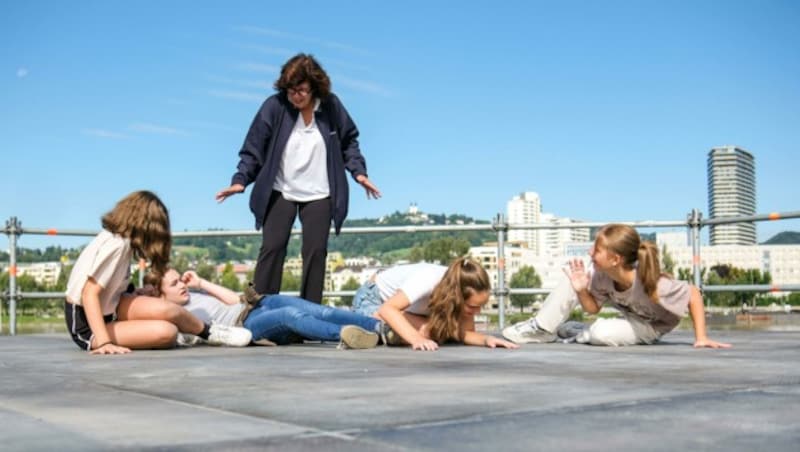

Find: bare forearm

[199,279,240,305]
[576,289,600,314]
[83,295,111,345]
[463,330,488,347]
[688,288,709,341]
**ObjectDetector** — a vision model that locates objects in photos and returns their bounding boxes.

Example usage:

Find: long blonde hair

[427,257,491,344]
[596,224,661,302]
[102,190,171,276]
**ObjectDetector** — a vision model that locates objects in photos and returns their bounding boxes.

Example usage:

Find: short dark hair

[274,53,331,99]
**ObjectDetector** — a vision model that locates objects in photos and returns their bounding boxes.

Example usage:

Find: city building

[507,192,541,253]
[538,213,591,256]
[16,262,62,286]
[708,146,756,245]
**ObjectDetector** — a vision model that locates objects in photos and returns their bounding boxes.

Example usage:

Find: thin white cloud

[233,25,372,56]
[82,128,130,139]
[335,75,393,97]
[16,67,29,78]
[241,44,296,57]
[188,121,240,132]
[233,25,301,40]
[129,122,189,136]
[237,62,281,74]
[206,74,271,90]
[208,89,265,103]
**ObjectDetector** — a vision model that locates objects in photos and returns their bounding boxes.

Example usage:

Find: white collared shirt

[273,99,330,202]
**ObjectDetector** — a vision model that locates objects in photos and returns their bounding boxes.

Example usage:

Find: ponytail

[637,241,660,302]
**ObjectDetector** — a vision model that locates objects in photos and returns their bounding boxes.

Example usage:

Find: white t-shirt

[65,229,132,316]
[273,100,329,202]
[374,263,447,315]
[183,292,246,327]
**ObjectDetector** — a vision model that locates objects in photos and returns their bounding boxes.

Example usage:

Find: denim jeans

[352,281,383,316]
[243,294,380,345]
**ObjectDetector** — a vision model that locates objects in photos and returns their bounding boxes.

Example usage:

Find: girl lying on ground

[148,268,385,349]
[352,257,519,351]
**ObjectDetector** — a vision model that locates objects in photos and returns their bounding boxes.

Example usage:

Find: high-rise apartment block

[707,146,756,245]
[507,192,541,253]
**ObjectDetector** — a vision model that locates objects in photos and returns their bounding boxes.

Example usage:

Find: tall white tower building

[507,192,541,253]
[707,146,756,245]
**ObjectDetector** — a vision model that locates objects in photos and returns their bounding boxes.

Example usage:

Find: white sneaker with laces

[206,323,252,347]
[502,318,556,344]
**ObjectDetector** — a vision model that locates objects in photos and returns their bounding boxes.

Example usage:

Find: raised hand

[563,259,591,292]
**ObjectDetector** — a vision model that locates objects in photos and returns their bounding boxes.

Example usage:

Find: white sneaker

[176,333,204,347]
[502,318,556,344]
[206,323,252,347]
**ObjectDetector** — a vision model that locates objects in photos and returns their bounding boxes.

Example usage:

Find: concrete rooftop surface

[1,330,799,451]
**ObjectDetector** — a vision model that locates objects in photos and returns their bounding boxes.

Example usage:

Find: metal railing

[3,209,800,335]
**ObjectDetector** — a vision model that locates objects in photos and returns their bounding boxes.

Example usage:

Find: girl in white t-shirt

[503,224,732,348]
[64,191,250,354]
[353,257,519,352]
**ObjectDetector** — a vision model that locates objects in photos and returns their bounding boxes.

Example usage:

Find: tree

[661,245,675,275]
[409,237,471,264]
[281,271,301,292]
[195,259,217,283]
[509,266,542,313]
[704,265,772,308]
[219,263,241,291]
[339,277,361,307]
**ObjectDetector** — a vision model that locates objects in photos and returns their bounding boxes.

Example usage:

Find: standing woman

[216,53,380,303]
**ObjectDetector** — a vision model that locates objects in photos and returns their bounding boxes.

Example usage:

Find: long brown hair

[596,224,662,302]
[427,257,491,344]
[274,53,331,99]
[101,190,171,276]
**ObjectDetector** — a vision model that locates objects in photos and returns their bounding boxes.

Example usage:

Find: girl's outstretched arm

[182,271,240,305]
[688,285,732,349]
[82,278,131,355]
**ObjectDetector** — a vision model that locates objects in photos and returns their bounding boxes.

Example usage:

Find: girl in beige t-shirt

[64,191,250,354]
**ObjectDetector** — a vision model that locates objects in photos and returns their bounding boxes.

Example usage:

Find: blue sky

[2,0,799,251]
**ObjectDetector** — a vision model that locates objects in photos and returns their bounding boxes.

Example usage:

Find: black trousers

[254,191,331,303]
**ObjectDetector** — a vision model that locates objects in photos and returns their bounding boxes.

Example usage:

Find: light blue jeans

[352,281,383,317]
[243,294,381,345]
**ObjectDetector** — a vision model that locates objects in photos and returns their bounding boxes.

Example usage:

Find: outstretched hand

[215,184,245,203]
[355,175,381,199]
[693,338,732,349]
[485,336,519,349]
[411,338,439,351]
[563,259,591,293]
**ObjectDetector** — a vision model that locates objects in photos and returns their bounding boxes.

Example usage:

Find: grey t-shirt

[184,292,246,326]
[589,270,690,334]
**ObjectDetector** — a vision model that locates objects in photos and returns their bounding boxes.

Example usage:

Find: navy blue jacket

[231,93,367,234]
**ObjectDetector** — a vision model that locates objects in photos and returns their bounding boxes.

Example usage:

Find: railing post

[6,217,21,336]
[687,209,705,307]
[493,213,508,330]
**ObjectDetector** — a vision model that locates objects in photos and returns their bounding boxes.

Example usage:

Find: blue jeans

[352,281,383,316]
[243,294,380,345]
